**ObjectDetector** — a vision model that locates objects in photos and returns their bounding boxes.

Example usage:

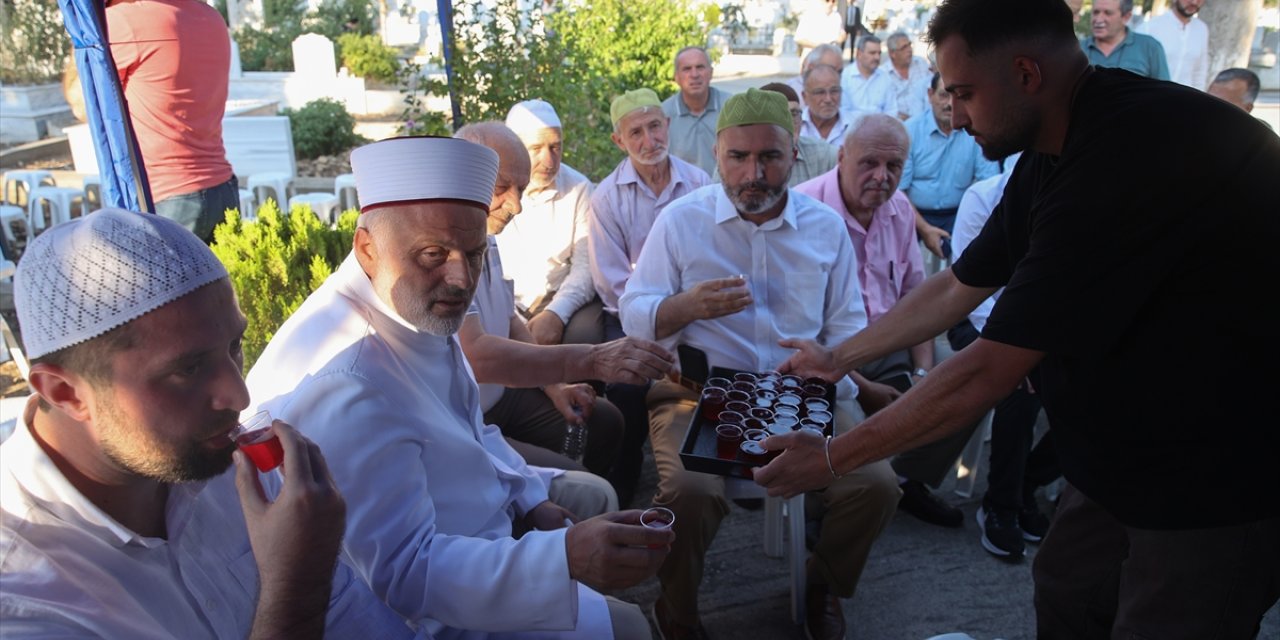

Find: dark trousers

[601,312,651,507]
[860,350,979,488]
[1034,484,1280,639]
[918,206,959,259]
[154,175,239,244]
[483,387,623,477]
[947,319,1059,509]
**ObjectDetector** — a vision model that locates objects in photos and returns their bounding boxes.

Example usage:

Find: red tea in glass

[640,507,675,548]
[739,440,769,464]
[725,400,753,416]
[700,388,728,421]
[715,424,744,459]
[230,410,283,472]
[718,410,746,426]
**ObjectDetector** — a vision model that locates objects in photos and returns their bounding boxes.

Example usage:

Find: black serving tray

[678,366,836,478]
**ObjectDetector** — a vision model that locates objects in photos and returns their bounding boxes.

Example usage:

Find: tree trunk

[1199,0,1261,76]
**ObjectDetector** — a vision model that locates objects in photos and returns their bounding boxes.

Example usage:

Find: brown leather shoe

[652,598,710,640]
[804,583,846,640]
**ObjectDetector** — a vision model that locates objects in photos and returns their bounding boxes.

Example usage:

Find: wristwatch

[912,368,929,378]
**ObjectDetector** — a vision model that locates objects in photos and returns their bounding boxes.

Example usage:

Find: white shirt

[865,57,933,120]
[788,72,865,113]
[0,400,420,639]
[589,155,711,314]
[246,255,610,640]
[951,155,1019,332]
[499,164,596,321]
[469,236,518,413]
[620,184,866,402]
[1139,11,1209,90]
[799,106,868,146]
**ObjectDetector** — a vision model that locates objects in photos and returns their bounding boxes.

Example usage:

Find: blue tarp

[57,0,153,212]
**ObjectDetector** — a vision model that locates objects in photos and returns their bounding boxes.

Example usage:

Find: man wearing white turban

[246,136,669,640]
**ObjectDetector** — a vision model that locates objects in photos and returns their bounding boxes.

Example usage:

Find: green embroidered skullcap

[716,88,794,136]
[610,88,662,126]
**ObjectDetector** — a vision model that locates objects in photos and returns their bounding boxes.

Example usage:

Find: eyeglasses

[807,87,842,99]
[789,108,804,118]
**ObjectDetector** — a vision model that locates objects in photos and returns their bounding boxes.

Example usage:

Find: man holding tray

[619,88,900,640]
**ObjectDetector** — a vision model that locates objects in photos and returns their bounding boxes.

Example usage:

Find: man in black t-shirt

[754,0,1280,637]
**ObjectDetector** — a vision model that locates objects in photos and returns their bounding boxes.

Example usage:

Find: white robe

[246,254,610,640]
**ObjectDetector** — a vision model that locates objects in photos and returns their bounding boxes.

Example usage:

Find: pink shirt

[794,169,925,324]
[108,0,233,201]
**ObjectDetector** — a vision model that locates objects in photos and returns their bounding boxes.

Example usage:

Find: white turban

[350,136,499,212]
[505,100,563,135]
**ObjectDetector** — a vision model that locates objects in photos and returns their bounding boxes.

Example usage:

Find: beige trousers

[645,380,901,625]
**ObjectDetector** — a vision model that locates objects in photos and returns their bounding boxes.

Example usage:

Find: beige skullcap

[610,88,662,126]
[350,136,498,212]
[716,88,794,135]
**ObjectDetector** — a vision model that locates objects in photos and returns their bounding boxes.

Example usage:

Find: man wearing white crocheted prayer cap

[245,136,669,640]
[2,208,420,638]
[501,99,605,347]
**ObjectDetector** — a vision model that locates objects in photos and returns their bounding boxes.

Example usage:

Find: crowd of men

[3,0,1278,638]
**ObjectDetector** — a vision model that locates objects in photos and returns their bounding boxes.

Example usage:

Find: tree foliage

[447,0,714,180]
[210,201,358,370]
[0,0,71,84]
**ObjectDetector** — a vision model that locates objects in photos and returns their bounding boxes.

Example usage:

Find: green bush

[447,0,714,180]
[234,24,302,71]
[0,0,71,84]
[283,98,359,159]
[234,0,377,72]
[211,200,358,370]
[337,33,400,83]
[308,0,378,38]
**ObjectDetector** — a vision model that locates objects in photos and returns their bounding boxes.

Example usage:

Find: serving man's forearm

[829,338,1040,474]
[833,269,993,376]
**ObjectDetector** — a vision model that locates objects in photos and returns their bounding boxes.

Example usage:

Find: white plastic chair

[238,188,256,221]
[1,205,25,251]
[81,174,102,211]
[287,192,340,225]
[952,409,993,499]
[2,170,55,207]
[334,173,358,213]
[27,186,86,232]
[724,478,807,625]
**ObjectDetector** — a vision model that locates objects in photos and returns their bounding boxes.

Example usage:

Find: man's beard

[1174,0,1197,18]
[632,146,669,167]
[971,102,1038,162]
[98,392,237,483]
[725,178,788,215]
[393,280,474,337]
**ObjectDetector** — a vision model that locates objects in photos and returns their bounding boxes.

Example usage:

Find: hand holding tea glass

[232,416,348,615]
[565,510,674,591]
[682,276,753,321]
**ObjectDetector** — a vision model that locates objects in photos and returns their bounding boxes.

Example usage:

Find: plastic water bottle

[561,407,587,463]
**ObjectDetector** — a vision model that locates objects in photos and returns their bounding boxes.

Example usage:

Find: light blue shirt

[1082,29,1170,80]
[863,56,933,120]
[900,111,1000,211]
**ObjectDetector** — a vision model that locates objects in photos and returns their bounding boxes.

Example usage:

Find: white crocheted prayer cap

[14,207,228,360]
[505,99,562,134]
[350,136,499,212]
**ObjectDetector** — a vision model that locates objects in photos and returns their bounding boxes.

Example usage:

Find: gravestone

[292,33,337,80]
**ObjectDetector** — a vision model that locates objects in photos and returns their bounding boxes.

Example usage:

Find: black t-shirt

[952,68,1280,529]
